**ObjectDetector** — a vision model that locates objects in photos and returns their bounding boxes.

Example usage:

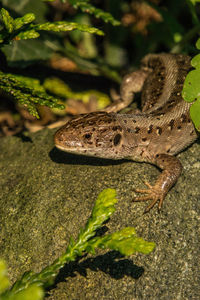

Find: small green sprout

[0,189,155,299]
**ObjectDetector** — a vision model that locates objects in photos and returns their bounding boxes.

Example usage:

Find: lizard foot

[133,181,165,213]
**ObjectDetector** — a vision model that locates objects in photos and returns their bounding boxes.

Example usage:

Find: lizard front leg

[134,154,182,213]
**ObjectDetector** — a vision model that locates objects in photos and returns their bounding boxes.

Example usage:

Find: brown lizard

[54,53,198,212]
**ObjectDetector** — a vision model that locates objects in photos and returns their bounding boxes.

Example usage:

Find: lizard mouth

[55,144,70,152]
[55,142,94,155]
[55,142,114,158]
[55,143,84,152]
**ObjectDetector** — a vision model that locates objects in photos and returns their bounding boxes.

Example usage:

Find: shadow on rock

[46,250,144,295]
[49,147,127,166]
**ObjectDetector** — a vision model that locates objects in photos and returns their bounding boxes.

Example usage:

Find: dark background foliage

[0,0,199,134]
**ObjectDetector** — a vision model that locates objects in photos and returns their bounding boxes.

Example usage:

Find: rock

[0,128,199,299]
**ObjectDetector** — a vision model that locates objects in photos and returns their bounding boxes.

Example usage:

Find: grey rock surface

[0,128,199,300]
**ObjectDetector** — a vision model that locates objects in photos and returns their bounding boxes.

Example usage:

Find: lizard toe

[133,182,165,212]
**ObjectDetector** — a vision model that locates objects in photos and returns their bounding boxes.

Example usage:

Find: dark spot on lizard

[127,128,131,133]
[84,133,92,139]
[112,126,123,132]
[177,125,182,130]
[190,130,195,136]
[142,137,147,142]
[135,127,140,134]
[176,79,183,85]
[132,119,137,123]
[113,134,122,146]
[167,103,175,110]
[95,139,99,147]
[140,149,144,156]
[156,127,162,135]
[180,114,187,123]
[168,119,175,130]
[169,99,176,105]
[100,128,108,134]
[147,125,153,134]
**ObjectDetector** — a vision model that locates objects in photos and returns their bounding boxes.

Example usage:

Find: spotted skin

[54,54,198,212]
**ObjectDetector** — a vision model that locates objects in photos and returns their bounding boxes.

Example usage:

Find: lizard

[54,53,198,212]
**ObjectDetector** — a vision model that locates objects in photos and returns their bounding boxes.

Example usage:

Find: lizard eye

[113,134,122,146]
[84,133,92,139]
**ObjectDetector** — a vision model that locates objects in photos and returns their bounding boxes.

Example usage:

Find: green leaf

[44,77,110,109]
[16,30,40,40]
[190,52,200,68]
[72,189,118,256]
[0,11,103,46]
[32,21,104,36]
[0,189,155,298]
[0,71,64,118]
[182,50,200,103]
[2,39,54,67]
[182,40,200,131]
[0,8,14,33]
[0,260,10,294]
[69,0,120,26]
[190,0,200,5]
[87,227,155,256]
[91,188,117,221]
[190,99,200,131]
[106,235,155,256]
[182,69,200,102]
[14,13,35,30]
[196,37,200,50]
[2,284,44,300]
[1,0,48,23]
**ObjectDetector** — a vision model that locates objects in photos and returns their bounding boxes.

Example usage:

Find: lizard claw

[133,181,164,213]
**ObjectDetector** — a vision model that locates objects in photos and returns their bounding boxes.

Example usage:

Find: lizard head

[54,112,125,159]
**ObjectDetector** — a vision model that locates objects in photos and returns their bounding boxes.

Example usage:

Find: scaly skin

[54,54,197,212]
